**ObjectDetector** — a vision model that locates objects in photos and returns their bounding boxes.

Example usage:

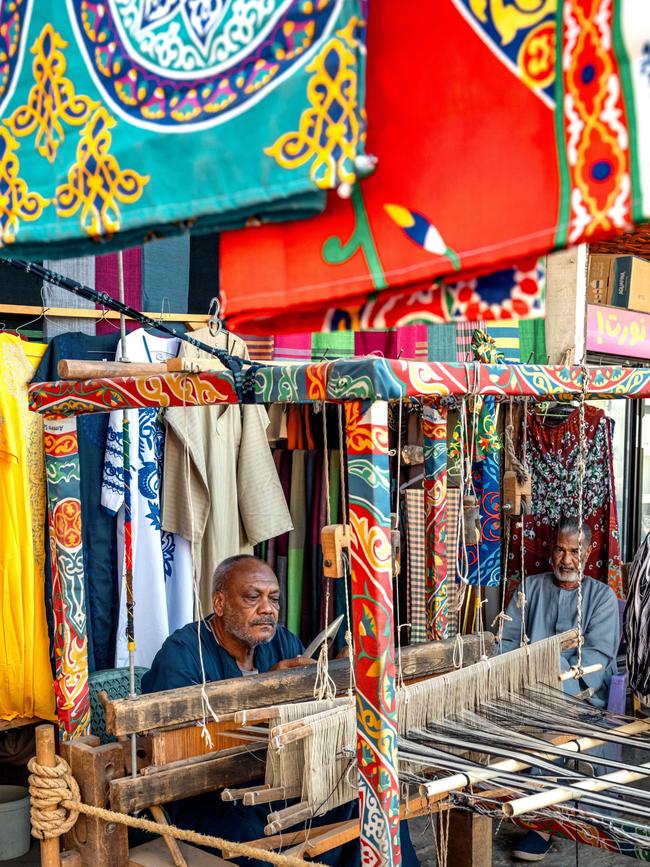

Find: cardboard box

[587,254,615,305]
[610,255,650,313]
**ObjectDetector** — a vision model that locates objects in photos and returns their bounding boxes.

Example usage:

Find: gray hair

[555,517,592,548]
[212,555,270,595]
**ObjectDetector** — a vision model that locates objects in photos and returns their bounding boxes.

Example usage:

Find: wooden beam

[0,304,208,323]
[103,633,494,737]
[445,809,492,867]
[58,361,168,379]
[109,745,266,814]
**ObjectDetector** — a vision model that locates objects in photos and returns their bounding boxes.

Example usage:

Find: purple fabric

[95,248,142,335]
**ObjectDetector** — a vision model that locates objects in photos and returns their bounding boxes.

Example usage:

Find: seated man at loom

[142,554,419,866]
[500,517,621,861]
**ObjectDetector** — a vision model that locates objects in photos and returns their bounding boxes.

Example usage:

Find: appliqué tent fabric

[0,0,367,258]
[220,0,650,332]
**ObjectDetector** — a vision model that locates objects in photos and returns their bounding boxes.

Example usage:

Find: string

[337,404,355,693]
[576,364,589,674]
[182,374,219,745]
[518,399,530,648]
[394,398,406,692]
[315,403,335,702]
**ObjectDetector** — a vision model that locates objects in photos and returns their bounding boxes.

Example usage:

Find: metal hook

[207,296,223,338]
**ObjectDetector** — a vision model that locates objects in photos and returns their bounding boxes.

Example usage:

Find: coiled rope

[27,755,323,867]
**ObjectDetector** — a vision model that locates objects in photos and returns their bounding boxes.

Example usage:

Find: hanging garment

[286,450,307,636]
[508,405,623,598]
[34,332,122,672]
[625,533,650,701]
[162,328,293,613]
[102,329,193,667]
[446,488,462,638]
[466,448,501,587]
[42,258,96,339]
[0,334,54,721]
[405,489,426,644]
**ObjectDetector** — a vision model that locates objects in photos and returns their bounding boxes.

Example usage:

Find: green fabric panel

[0,1,365,257]
[427,324,457,362]
[312,332,355,360]
[520,318,548,364]
[287,450,306,636]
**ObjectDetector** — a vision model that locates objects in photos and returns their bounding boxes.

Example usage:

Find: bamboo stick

[0,304,208,323]
[558,663,602,682]
[419,719,650,799]
[35,725,61,867]
[503,759,650,817]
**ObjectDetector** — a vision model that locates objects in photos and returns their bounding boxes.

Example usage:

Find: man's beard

[222,610,277,648]
[554,567,579,585]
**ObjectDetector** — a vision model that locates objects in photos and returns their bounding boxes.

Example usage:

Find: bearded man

[500,518,620,861]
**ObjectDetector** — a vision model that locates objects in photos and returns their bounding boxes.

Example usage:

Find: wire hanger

[16,288,56,335]
[98,306,120,330]
[207,297,223,338]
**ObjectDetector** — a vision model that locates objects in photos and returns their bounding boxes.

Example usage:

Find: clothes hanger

[97,307,120,330]
[16,290,56,335]
[399,471,424,493]
[207,297,224,338]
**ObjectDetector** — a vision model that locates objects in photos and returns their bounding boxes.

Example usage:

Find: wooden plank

[109,745,266,814]
[128,838,236,866]
[149,805,188,867]
[60,739,129,867]
[104,633,495,737]
[58,360,168,379]
[0,304,208,323]
[150,721,253,765]
[445,809,492,867]
[0,716,41,731]
[284,820,358,858]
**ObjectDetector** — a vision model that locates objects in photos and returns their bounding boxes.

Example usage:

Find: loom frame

[29,357,643,866]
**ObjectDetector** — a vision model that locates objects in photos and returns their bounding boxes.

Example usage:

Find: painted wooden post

[422,401,449,640]
[43,416,91,738]
[345,400,401,866]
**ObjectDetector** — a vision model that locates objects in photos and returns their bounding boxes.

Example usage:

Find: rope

[394,398,406,692]
[518,399,530,648]
[337,404,355,694]
[27,756,322,867]
[576,363,589,674]
[315,403,336,702]
[505,398,530,485]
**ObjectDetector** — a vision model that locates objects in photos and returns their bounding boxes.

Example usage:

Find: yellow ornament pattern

[5,24,97,164]
[0,127,49,246]
[55,107,150,239]
[265,20,363,189]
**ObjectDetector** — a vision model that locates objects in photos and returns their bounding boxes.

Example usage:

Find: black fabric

[188,233,219,313]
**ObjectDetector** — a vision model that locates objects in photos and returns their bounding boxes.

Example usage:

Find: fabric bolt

[500,573,620,708]
[238,335,275,361]
[286,450,306,636]
[42,257,96,338]
[162,328,292,613]
[427,325,457,362]
[0,260,43,306]
[455,320,486,362]
[507,406,623,599]
[188,233,219,314]
[519,317,548,364]
[0,334,55,722]
[142,235,190,315]
[34,332,122,672]
[405,489,426,644]
[273,333,313,362]
[484,321,521,363]
[446,488,461,637]
[102,328,193,668]
[466,447,501,587]
[95,248,142,335]
[311,331,355,360]
[354,330,399,358]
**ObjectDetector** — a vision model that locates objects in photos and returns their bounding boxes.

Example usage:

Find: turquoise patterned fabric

[0,0,366,258]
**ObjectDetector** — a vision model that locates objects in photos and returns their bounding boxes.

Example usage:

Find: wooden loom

[28,356,650,866]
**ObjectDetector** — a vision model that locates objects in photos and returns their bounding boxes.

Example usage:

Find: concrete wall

[544,246,587,364]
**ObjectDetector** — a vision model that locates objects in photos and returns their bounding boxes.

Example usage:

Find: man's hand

[270,656,317,671]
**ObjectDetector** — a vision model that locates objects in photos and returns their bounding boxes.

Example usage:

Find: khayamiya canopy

[220,0,650,331]
[0,0,366,258]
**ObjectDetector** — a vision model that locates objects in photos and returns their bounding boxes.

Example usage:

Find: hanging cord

[393,398,407,692]
[314,403,336,702]
[504,396,530,485]
[182,376,219,745]
[337,404,355,694]
[516,399,530,648]
[452,399,469,666]
[576,363,589,674]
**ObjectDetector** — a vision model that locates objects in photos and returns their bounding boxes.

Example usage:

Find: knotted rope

[27,756,323,867]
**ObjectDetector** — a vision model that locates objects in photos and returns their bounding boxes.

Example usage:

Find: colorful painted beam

[43,417,91,739]
[422,401,448,640]
[345,400,401,866]
[29,361,650,416]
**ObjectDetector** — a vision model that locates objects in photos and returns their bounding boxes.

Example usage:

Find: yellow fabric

[0,335,54,721]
